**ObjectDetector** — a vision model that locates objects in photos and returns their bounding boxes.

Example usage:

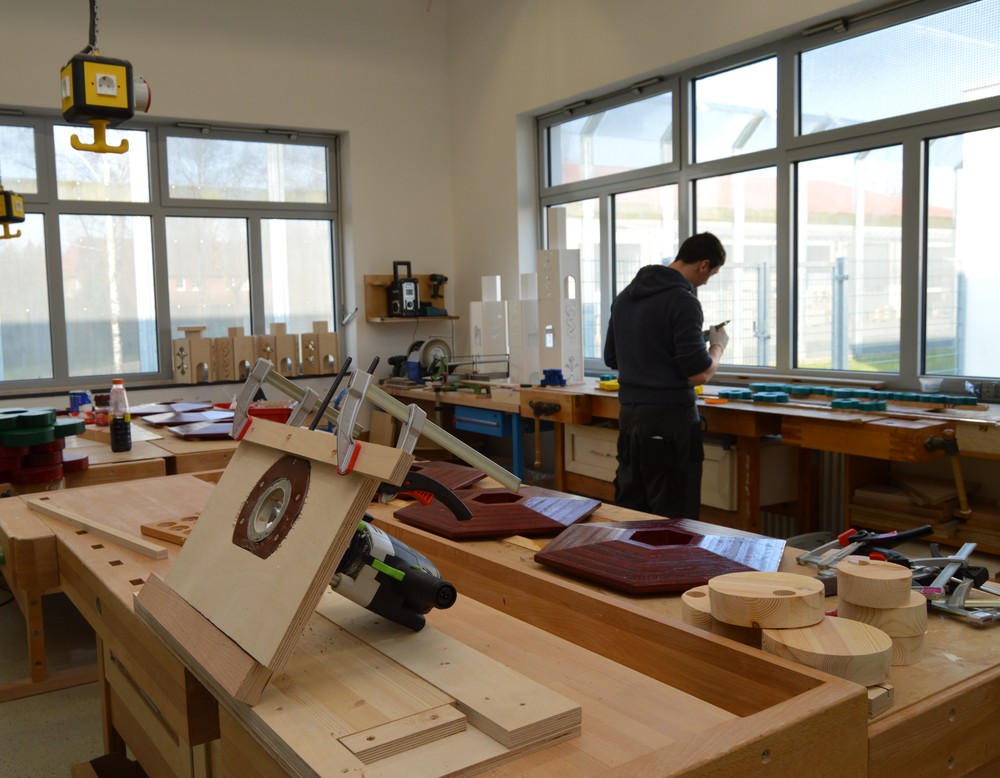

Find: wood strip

[26,496,168,560]
[317,596,582,750]
[338,705,466,763]
[242,416,413,483]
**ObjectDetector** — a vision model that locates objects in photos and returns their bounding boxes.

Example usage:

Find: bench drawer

[564,424,618,482]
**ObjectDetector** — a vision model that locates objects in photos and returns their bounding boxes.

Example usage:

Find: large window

[0,115,338,389]
[539,0,1000,386]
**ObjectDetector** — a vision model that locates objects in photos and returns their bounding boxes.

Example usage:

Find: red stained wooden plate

[534,518,786,593]
[394,485,600,539]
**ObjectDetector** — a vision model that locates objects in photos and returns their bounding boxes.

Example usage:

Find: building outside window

[0,117,338,388]
[538,0,1000,387]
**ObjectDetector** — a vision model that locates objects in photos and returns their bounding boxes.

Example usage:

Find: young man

[603,232,729,520]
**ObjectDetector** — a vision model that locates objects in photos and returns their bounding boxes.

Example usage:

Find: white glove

[708,325,729,351]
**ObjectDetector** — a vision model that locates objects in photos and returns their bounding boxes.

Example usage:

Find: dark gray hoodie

[603,265,711,405]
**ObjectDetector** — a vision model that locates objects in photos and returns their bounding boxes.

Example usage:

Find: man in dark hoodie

[604,232,729,520]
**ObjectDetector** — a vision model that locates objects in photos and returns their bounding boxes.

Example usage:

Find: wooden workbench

[367,497,1000,777]
[6,475,869,777]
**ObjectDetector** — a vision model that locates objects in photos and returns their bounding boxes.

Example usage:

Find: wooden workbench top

[16,474,867,777]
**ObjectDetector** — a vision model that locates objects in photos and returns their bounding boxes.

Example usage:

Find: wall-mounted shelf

[363,274,459,323]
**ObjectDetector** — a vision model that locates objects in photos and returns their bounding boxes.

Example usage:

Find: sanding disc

[762,615,892,686]
[836,555,912,608]
[708,571,826,628]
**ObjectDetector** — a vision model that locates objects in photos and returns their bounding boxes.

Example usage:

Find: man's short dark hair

[675,232,726,268]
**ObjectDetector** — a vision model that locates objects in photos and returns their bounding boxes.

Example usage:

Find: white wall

[445,0,885,352]
[1,0,455,378]
[2,0,884,392]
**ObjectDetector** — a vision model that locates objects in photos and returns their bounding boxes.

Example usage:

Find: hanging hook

[70,119,129,154]
[0,224,21,240]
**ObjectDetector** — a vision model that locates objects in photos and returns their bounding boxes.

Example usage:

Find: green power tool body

[331,519,457,631]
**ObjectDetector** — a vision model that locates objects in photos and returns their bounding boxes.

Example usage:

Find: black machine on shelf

[386,261,420,317]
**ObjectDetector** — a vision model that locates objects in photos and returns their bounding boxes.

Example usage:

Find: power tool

[331,519,457,631]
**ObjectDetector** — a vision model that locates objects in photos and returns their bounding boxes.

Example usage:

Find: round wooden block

[890,633,925,666]
[762,616,892,686]
[836,556,912,608]
[711,619,762,648]
[681,586,714,630]
[708,571,826,628]
[838,589,928,637]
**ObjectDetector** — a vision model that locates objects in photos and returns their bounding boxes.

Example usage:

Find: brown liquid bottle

[109,378,132,452]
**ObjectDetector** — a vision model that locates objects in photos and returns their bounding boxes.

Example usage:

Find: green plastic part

[371,558,405,581]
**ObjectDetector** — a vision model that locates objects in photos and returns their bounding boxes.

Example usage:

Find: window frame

[537,0,1000,385]
[0,109,340,392]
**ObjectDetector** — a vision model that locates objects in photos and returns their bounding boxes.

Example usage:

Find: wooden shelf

[364,273,458,322]
[366,315,459,323]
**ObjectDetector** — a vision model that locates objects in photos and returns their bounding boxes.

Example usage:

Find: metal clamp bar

[337,365,375,475]
[240,358,521,492]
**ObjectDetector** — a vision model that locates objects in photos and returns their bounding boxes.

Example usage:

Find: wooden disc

[890,633,925,666]
[838,589,927,637]
[762,616,892,686]
[836,556,912,608]
[680,586,714,630]
[708,571,825,628]
[710,619,762,649]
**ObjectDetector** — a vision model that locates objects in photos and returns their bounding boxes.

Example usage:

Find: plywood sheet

[158,418,410,675]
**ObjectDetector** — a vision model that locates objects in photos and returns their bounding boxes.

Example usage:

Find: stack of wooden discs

[0,408,88,494]
[699,571,829,648]
[697,570,893,686]
[836,555,927,666]
[680,584,761,646]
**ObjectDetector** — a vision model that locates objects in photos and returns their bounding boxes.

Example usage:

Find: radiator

[761,451,844,539]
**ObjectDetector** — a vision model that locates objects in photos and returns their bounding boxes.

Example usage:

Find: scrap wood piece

[140,515,199,546]
[890,473,979,506]
[317,594,582,750]
[339,705,466,764]
[26,496,167,560]
[867,682,895,718]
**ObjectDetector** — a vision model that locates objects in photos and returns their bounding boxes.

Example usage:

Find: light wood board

[762,616,892,686]
[708,571,826,628]
[142,418,411,700]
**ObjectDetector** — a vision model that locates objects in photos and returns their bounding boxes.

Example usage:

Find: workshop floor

[0,588,103,777]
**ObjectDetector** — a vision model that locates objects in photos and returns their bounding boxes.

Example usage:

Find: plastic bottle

[109,378,132,452]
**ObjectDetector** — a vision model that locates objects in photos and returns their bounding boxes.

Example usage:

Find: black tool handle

[393,261,412,281]
[851,524,933,549]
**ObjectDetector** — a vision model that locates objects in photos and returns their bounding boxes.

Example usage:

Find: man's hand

[708,324,729,351]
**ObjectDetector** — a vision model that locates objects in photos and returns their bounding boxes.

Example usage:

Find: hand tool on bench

[927,576,1000,625]
[797,525,934,572]
[231,357,521,491]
